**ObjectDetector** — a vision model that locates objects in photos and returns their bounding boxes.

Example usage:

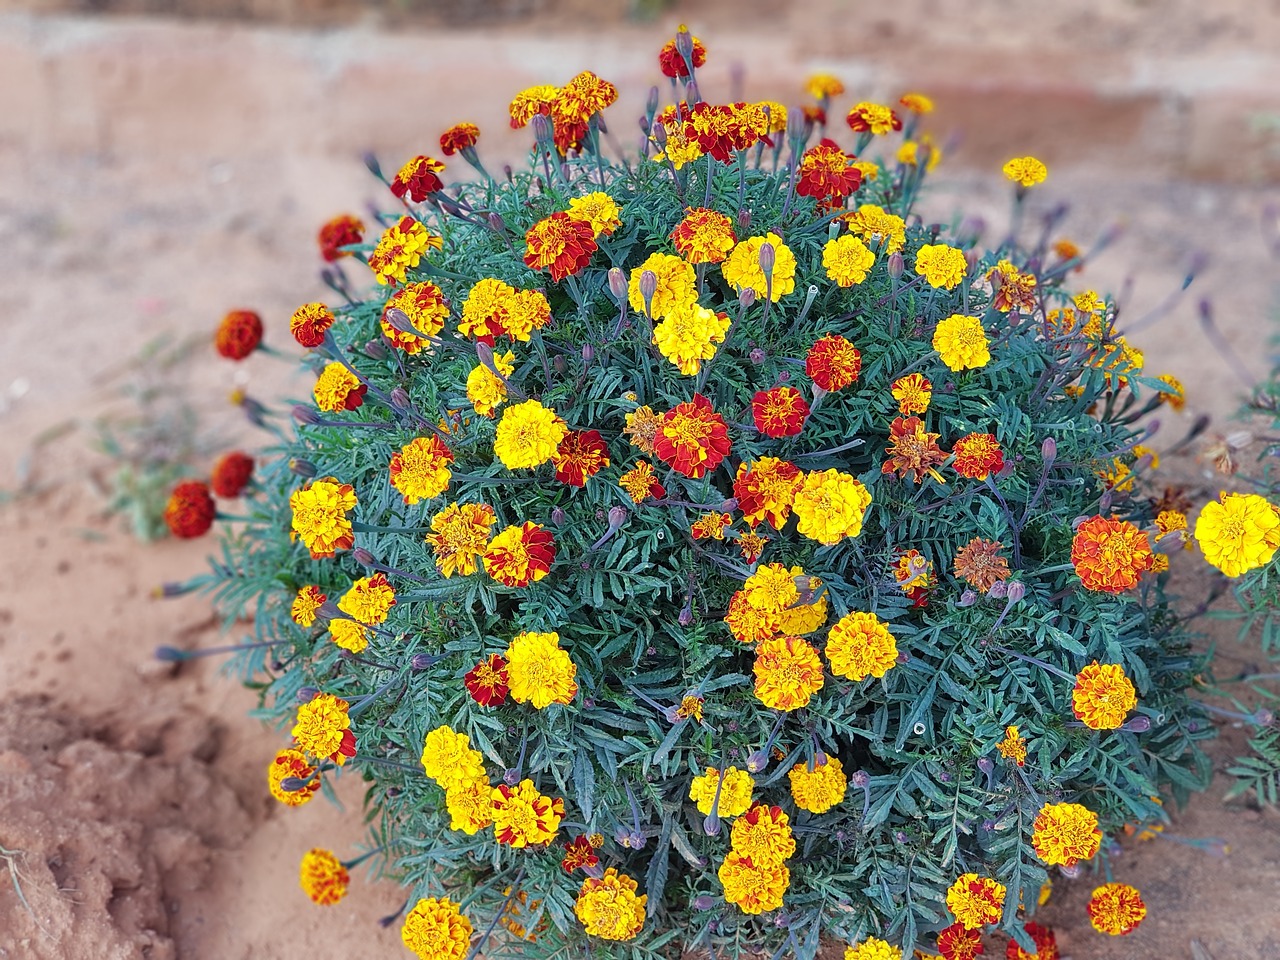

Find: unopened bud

[353,547,376,567]
[502,164,513,182]
[651,120,668,146]
[737,208,751,233]
[608,267,627,302]
[317,601,342,622]
[289,457,317,477]
[476,340,495,367]
[738,288,757,309]
[1099,489,1113,514]
[1041,437,1057,468]
[720,498,738,512]
[749,347,766,364]
[362,152,383,179]
[553,355,568,374]
[957,589,978,607]
[364,339,389,360]
[693,895,717,911]
[1059,863,1082,880]
[646,85,660,116]
[850,770,870,788]
[293,405,322,425]
[685,79,701,104]
[758,242,776,276]
[745,750,768,774]
[639,270,658,313]
[280,776,313,793]
[608,505,629,529]
[989,580,1008,599]
[550,506,566,526]
[297,686,320,702]
[977,757,994,774]
[964,248,980,273]
[487,211,506,232]
[678,604,694,628]
[582,343,594,364]
[410,653,437,671]
[1005,580,1026,603]
[154,581,196,598]
[530,113,553,143]
[675,24,694,60]
[1121,716,1152,733]
[995,460,1016,481]
[888,252,904,280]
[502,768,521,786]
[389,387,410,409]
[703,812,721,836]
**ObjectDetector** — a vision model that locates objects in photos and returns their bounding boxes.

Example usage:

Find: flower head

[289,478,357,558]
[494,399,569,470]
[739,531,768,562]
[268,748,318,807]
[382,281,449,352]
[744,562,801,614]
[730,803,795,866]
[900,92,934,114]
[933,314,990,371]
[318,214,364,262]
[444,778,494,834]
[997,726,1027,766]
[946,874,1005,929]
[389,435,454,505]
[734,457,804,529]
[466,349,515,417]
[401,897,473,960]
[292,692,356,765]
[752,386,810,438]
[658,32,706,78]
[845,204,906,253]
[725,590,783,644]
[165,480,216,539]
[291,585,326,627]
[788,754,847,813]
[629,252,697,321]
[671,207,736,264]
[1031,801,1101,866]
[915,245,968,291]
[793,468,872,545]
[623,405,661,455]
[484,522,556,588]
[936,923,984,960]
[952,433,1005,480]
[691,511,732,541]
[328,617,367,653]
[1156,374,1185,411]
[892,372,933,415]
[882,416,947,484]
[459,277,515,343]
[465,654,509,707]
[439,122,480,156]
[718,851,789,915]
[420,725,486,791]
[391,155,446,202]
[524,211,598,281]
[827,611,899,682]
[210,451,255,500]
[988,259,1038,314]
[313,362,366,413]
[823,234,876,286]
[805,73,844,100]
[492,778,563,847]
[1072,662,1137,730]
[753,636,825,711]
[426,501,496,577]
[1005,923,1057,960]
[553,429,610,486]
[689,766,754,817]
[505,630,578,708]
[574,868,647,940]
[566,191,621,237]
[806,335,862,391]
[1087,883,1146,936]
[561,834,600,873]
[846,102,902,135]
[1071,516,1154,592]
[290,302,335,348]
[1194,492,1280,577]
[619,460,666,503]
[845,938,897,960]
[369,216,440,286]
[216,309,263,359]
[652,301,731,375]
[654,394,732,479]
[953,537,1011,593]
[798,141,862,207]
[509,84,558,128]
[299,849,349,906]
[1003,156,1048,187]
[723,233,796,302]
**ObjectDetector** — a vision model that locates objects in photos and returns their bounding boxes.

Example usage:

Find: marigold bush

[188,27,1214,959]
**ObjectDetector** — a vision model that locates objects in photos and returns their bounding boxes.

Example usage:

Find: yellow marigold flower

[505,630,578,708]
[401,896,473,960]
[509,84,558,127]
[725,590,782,644]
[1003,155,1048,187]
[845,938,897,960]
[292,692,354,764]
[891,372,932,415]
[299,848,349,906]
[466,349,515,417]
[652,113,704,169]
[899,92,934,114]
[1087,883,1147,936]
[691,511,732,540]
[1072,662,1137,730]
[851,159,879,181]
[623,405,661,455]
[788,754,846,813]
[677,694,704,720]
[914,243,968,290]
[652,300,731,375]
[827,611,899,682]
[420,725,486,792]
[1150,554,1170,573]
[618,459,665,503]
[566,191,621,237]
[494,399,568,470]
[444,777,494,834]
[459,277,515,342]
[503,289,552,342]
[492,778,563,847]
[722,233,797,302]
[823,234,876,287]
[381,281,448,352]
[792,468,872,545]
[805,73,844,100]
[1031,801,1102,867]
[846,101,902,135]
[1074,289,1106,314]
[389,435,454,505]
[267,748,317,807]
[945,873,1006,929]
[1156,374,1185,411]
[369,216,440,286]
[744,562,801,614]
[689,766,755,817]
[628,251,697,321]
[1194,492,1280,578]
[338,573,396,625]
[753,636,824,711]
[1155,509,1189,548]
[719,851,789,915]
[312,362,365,413]
[291,585,326,626]
[426,501,496,577]
[329,618,368,653]
[757,100,788,133]
[897,137,941,171]
[730,803,795,866]
[778,576,828,636]
[845,204,906,253]
[997,725,1027,766]
[933,314,990,371]
[574,868,647,940]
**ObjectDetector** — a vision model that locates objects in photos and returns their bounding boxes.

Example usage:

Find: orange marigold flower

[426,501,496,578]
[211,451,254,498]
[736,530,768,564]
[734,457,803,529]
[725,590,782,644]
[619,460,666,503]
[806,335,862,391]
[1156,373,1185,411]
[509,84,558,128]
[292,691,356,766]
[692,511,732,541]
[797,139,862,205]
[953,537,1011,593]
[752,386,810,438]
[891,372,932,415]
[562,834,600,873]
[165,480,216,539]
[291,585,326,627]
[369,216,441,287]
[997,725,1027,766]
[439,122,479,156]
[730,803,796,867]
[826,610,899,682]
[1087,883,1146,936]
[882,416,947,484]
[718,851,789,915]
[899,92,934,114]
[484,522,556,588]
[290,302,335,348]
[952,433,1005,480]
[554,429,610,487]
[492,778,563,847]
[846,101,902,135]
[671,207,737,264]
[1071,516,1153,593]
[988,259,1038,314]
[313,362,367,413]
[317,214,364,262]
[215,309,263,360]
[1005,923,1058,960]
[267,747,318,807]
[654,393,731,479]
[381,281,449,353]
[465,653,510,706]
[753,635,824,711]
[1052,238,1081,263]
[805,73,844,100]
[391,155,446,202]
[935,923,983,960]
[389,435,454,505]
[1072,662,1137,730]
[946,874,1005,930]
[299,849,349,906]
[401,897,473,959]
[1031,801,1101,867]
[658,33,706,78]
[524,212,598,282]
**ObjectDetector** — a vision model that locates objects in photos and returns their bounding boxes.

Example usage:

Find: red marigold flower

[164,480,216,539]
[524,212,598,282]
[211,451,254,498]
[806,335,862,391]
[734,457,803,529]
[561,834,600,873]
[484,522,556,588]
[937,922,984,960]
[691,512,732,541]
[215,310,263,360]
[554,430,610,487]
[1070,516,1153,593]
[618,460,666,503]
[685,102,765,163]
[317,215,364,262]
[846,101,903,135]
[465,654,510,707]
[381,281,449,353]
[882,416,947,484]
[391,155,446,202]
[952,433,1005,480]
[654,393,732,479]
[671,207,737,265]
[439,122,480,156]
[290,302,335,349]
[737,530,769,563]
[1087,883,1146,936]
[552,71,618,154]
[752,386,810,438]
[796,139,862,206]
[801,105,827,126]
[1005,922,1058,960]
[658,34,706,78]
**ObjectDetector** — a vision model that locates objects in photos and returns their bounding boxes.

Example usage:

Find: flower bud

[749,347,766,364]
[678,603,694,627]
[1005,580,1026,603]
[627,831,647,850]
[745,750,768,774]
[639,270,658,314]
[737,208,751,234]
[317,601,342,622]
[582,343,594,364]
[720,498,738,512]
[738,287,757,309]
[693,895,717,911]
[553,355,568,374]
[758,242,776,276]
[651,120,668,146]
[685,79,701,105]
[550,506,566,526]
[476,340,495,366]
[530,113,553,143]
[1121,715,1151,733]
[280,776,313,793]
[293,405,322,425]
[964,248,980,273]
[1059,863,1082,880]
[1041,437,1057,468]
[976,757,994,774]
[502,164,513,182]
[675,23,694,61]
[989,580,1008,599]
[352,547,376,567]
[153,581,197,599]
[410,653,437,671]
[362,152,383,179]
[995,459,1016,481]
[297,686,320,702]
[384,308,418,335]
[646,85,660,117]
[487,211,506,232]
[502,767,521,786]
[608,505,629,529]
[289,457,317,478]
[608,267,627,303]
[887,251,904,280]
[850,770,870,788]
[957,589,978,608]
[364,339,389,360]
[1099,489,1113,514]
[703,812,721,836]
[389,386,410,409]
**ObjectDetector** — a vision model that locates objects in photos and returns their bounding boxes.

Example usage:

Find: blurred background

[2,2,1280,958]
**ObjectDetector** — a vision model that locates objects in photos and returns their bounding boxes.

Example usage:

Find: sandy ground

[2,7,1280,960]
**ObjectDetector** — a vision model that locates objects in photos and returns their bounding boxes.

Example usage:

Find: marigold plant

[186,31,1212,960]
